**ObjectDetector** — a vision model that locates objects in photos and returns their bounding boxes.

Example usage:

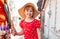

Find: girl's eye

[30,10,33,12]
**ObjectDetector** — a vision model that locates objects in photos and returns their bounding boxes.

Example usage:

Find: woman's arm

[37,28,41,39]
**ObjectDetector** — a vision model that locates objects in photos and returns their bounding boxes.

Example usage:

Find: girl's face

[24,7,34,18]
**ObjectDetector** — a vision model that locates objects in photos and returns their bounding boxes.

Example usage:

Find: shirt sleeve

[35,20,41,28]
[19,20,24,28]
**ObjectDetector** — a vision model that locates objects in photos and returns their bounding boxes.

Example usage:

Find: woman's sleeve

[19,20,24,28]
[35,20,41,28]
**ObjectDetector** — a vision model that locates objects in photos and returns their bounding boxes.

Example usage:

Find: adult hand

[11,21,17,36]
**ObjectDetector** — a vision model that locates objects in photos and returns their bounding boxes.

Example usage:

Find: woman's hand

[11,21,17,36]
[11,26,17,36]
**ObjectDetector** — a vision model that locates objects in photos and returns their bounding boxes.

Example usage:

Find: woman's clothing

[0,1,7,22]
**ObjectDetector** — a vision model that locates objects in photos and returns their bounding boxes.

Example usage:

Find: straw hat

[18,3,39,19]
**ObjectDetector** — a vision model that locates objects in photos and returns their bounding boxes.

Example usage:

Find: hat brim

[18,3,39,19]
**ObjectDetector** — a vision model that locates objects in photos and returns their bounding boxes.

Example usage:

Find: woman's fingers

[11,26,17,36]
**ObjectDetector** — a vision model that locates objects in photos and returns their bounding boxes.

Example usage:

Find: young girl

[12,3,41,39]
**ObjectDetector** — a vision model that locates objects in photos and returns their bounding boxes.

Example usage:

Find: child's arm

[11,27,24,36]
[11,26,24,36]
[15,28,24,36]
[37,28,41,39]
[11,21,24,36]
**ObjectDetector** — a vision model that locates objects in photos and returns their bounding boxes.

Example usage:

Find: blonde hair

[24,6,34,11]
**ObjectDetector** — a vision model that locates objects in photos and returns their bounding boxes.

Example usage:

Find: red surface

[20,19,41,39]
[0,1,7,22]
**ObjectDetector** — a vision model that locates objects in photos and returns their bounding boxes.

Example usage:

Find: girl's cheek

[24,12,27,15]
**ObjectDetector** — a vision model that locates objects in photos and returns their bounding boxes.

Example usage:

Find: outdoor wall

[44,0,60,39]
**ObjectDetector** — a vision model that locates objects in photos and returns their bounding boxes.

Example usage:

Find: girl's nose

[27,12,31,15]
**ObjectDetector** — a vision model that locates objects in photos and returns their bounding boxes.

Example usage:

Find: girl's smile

[24,7,34,18]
